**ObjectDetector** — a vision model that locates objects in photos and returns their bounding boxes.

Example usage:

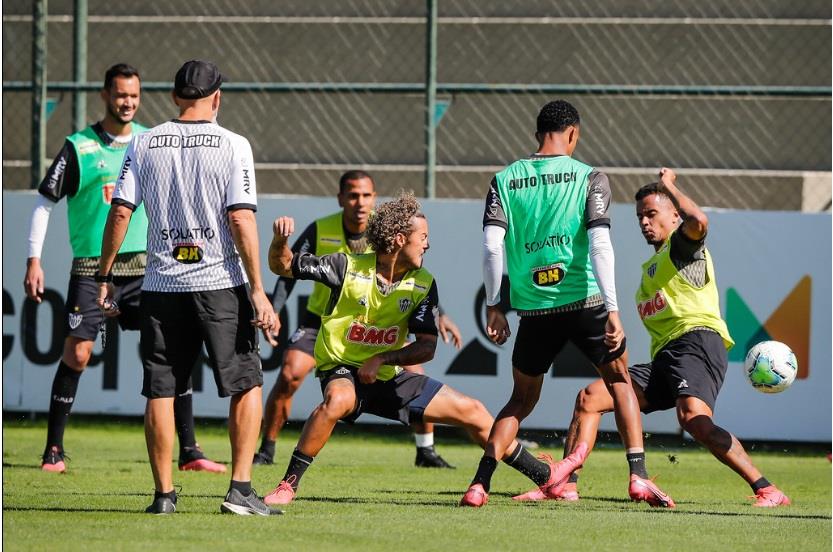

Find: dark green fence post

[31,0,48,189]
[424,0,437,198]
[73,0,88,132]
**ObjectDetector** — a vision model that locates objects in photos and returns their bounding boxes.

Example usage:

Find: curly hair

[366,191,425,254]
[536,100,580,134]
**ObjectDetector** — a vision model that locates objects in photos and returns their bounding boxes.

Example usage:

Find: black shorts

[512,305,626,377]
[317,366,443,425]
[629,330,728,413]
[64,275,143,340]
[140,285,263,399]
[286,326,318,357]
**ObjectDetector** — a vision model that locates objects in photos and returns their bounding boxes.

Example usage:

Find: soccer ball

[743,341,798,393]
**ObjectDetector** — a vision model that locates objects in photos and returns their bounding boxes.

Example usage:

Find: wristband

[94,272,113,283]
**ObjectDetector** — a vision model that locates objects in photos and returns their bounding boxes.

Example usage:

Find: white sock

[414,433,434,448]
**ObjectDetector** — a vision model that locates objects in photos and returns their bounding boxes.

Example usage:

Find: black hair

[104,63,140,91]
[634,182,671,202]
[536,100,580,134]
[338,170,374,194]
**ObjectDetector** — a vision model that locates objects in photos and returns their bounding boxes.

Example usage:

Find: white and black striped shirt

[113,119,257,292]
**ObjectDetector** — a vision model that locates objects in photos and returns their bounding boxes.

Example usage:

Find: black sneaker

[145,493,177,514]
[220,488,283,516]
[252,449,275,466]
[415,446,455,468]
[41,446,67,473]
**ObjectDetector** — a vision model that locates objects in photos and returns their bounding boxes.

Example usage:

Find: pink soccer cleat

[512,482,580,502]
[629,474,675,508]
[264,479,296,506]
[459,483,489,507]
[179,457,227,473]
[512,442,589,501]
[41,446,66,473]
[751,485,791,507]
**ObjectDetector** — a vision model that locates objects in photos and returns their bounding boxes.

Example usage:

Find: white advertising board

[3,191,830,441]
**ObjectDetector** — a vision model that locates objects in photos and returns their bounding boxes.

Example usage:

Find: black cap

[174,60,225,99]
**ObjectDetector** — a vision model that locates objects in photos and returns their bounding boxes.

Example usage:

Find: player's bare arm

[96,203,133,315]
[229,208,278,344]
[269,216,295,277]
[358,333,438,384]
[657,167,708,241]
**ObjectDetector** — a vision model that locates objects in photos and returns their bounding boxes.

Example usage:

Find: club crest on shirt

[398,298,411,312]
[647,263,657,278]
[68,311,83,330]
[357,296,368,307]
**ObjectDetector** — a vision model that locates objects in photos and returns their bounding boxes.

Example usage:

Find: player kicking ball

[262,193,584,505]
[555,169,790,508]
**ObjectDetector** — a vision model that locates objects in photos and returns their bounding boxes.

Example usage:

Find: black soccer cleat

[220,488,284,516]
[145,493,177,515]
[415,446,455,469]
[252,449,275,466]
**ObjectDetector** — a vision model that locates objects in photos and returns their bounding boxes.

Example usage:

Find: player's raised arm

[269,216,295,276]
[657,167,708,241]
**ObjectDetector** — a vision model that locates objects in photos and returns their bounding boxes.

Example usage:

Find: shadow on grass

[4,505,150,514]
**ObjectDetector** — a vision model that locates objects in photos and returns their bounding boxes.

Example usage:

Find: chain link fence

[3,0,831,210]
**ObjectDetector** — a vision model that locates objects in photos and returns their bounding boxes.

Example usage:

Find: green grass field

[3,418,830,551]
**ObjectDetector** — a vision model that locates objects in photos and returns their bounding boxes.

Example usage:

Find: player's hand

[23,258,45,303]
[96,282,120,317]
[604,310,625,352]
[250,289,278,340]
[272,216,295,244]
[657,167,677,192]
[486,305,511,345]
[438,314,463,350]
[260,314,280,347]
[358,356,383,384]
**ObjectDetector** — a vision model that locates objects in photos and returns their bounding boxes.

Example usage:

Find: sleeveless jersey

[306,211,372,317]
[493,155,599,311]
[635,231,734,358]
[314,253,434,381]
[65,124,149,257]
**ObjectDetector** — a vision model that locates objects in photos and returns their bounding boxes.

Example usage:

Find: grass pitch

[3,418,830,551]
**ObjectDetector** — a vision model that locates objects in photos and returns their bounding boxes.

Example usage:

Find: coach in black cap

[174,59,226,99]
[99,56,281,515]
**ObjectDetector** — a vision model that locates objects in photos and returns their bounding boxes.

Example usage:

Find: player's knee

[321,392,354,419]
[278,364,307,391]
[681,414,713,443]
[575,388,595,415]
[62,344,92,370]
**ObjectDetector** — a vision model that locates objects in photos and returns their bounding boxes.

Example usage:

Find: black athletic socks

[173,389,198,451]
[283,449,314,490]
[504,443,550,486]
[259,438,276,458]
[626,451,648,478]
[45,362,82,449]
[750,477,771,492]
[471,456,499,492]
[230,480,252,495]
